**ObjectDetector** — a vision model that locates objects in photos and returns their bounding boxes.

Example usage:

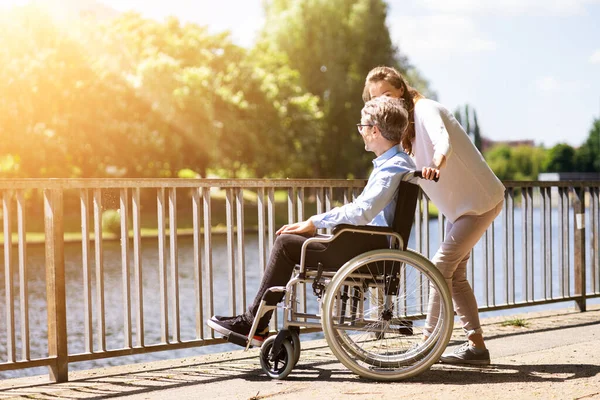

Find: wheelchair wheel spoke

[321,249,453,381]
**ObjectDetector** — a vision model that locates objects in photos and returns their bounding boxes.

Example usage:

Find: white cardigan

[411,99,505,223]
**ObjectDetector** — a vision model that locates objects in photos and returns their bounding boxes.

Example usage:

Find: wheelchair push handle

[413,170,440,182]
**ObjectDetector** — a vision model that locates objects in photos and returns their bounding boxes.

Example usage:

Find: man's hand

[276,219,317,237]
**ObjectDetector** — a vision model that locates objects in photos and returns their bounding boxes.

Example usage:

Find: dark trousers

[245,231,389,329]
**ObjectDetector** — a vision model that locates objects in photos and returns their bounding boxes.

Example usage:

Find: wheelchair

[245,175,453,381]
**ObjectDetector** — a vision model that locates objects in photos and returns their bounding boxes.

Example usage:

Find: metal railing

[0,178,598,382]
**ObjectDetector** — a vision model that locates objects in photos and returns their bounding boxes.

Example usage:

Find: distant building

[481,138,535,152]
[538,172,600,181]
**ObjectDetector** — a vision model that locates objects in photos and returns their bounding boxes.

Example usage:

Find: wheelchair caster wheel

[290,331,301,367]
[260,336,294,379]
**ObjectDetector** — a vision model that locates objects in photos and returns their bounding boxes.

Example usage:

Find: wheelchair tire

[259,335,295,379]
[290,330,301,368]
[321,249,453,381]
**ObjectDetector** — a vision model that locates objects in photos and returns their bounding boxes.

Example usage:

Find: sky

[2,0,600,147]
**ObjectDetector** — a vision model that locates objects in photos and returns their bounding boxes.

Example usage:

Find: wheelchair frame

[246,177,454,381]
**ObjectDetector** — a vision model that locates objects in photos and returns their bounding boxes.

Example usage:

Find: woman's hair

[362,97,408,144]
[362,66,424,155]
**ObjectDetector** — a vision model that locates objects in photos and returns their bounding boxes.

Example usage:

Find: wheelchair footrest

[226,331,251,348]
[398,321,413,336]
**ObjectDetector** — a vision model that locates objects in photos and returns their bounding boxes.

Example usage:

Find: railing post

[573,186,586,312]
[44,189,68,382]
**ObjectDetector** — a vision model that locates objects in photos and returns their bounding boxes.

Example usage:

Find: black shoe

[207,315,268,347]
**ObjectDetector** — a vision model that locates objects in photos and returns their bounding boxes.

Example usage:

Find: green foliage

[484,144,547,180]
[544,143,576,172]
[575,118,600,172]
[258,0,417,178]
[0,6,324,178]
[102,209,121,237]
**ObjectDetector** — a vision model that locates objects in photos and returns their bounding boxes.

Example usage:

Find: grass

[500,318,530,328]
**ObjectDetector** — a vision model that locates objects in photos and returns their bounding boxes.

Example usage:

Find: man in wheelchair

[207,96,424,347]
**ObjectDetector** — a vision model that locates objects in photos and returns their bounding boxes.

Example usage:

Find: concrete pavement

[1,305,599,400]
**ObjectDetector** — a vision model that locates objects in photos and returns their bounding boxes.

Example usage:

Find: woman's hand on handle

[421,166,440,181]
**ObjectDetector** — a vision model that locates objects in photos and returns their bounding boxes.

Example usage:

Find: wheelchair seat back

[391,179,420,250]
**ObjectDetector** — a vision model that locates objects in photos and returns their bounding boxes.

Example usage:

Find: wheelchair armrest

[297,224,403,275]
[331,224,395,236]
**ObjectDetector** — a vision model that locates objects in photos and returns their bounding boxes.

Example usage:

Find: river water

[0,211,597,378]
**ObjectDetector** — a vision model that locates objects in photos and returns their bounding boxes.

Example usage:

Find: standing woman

[363,66,505,365]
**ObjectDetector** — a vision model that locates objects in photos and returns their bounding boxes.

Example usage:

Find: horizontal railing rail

[0,178,598,382]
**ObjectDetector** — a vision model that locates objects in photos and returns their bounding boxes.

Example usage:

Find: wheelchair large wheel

[321,249,453,381]
[260,336,295,379]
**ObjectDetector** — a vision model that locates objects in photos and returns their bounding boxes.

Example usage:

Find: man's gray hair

[361,97,408,143]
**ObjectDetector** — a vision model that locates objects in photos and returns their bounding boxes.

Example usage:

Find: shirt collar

[372,145,401,168]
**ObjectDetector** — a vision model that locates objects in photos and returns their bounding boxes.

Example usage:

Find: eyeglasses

[356,124,374,134]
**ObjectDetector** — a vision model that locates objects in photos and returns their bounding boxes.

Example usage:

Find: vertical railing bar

[267,188,275,250]
[257,188,266,280]
[326,187,333,234]
[192,187,203,339]
[168,188,180,343]
[157,187,169,343]
[297,187,306,314]
[203,189,215,338]
[490,218,496,306]
[266,188,276,332]
[80,189,93,353]
[415,190,422,254]
[93,189,106,351]
[482,228,489,307]
[287,188,295,224]
[316,188,324,214]
[132,188,144,347]
[546,187,553,299]
[236,188,247,312]
[521,187,528,303]
[593,187,599,294]
[573,185,586,311]
[423,194,430,258]
[540,187,547,300]
[565,187,571,296]
[3,191,16,362]
[44,189,68,382]
[558,187,565,297]
[316,188,324,235]
[226,188,236,315]
[415,192,424,311]
[16,190,29,360]
[502,190,509,305]
[509,188,515,304]
[297,187,304,222]
[527,187,534,301]
[120,188,132,349]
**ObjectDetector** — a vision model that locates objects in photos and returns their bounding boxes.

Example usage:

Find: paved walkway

[1,305,599,400]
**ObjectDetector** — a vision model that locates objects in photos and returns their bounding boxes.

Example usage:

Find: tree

[575,118,600,172]
[257,0,425,178]
[0,8,323,178]
[544,143,576,172]
[454,104,482,152]
[484,144,547,180]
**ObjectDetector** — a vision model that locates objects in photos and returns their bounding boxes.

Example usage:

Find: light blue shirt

[310,146,416,229]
